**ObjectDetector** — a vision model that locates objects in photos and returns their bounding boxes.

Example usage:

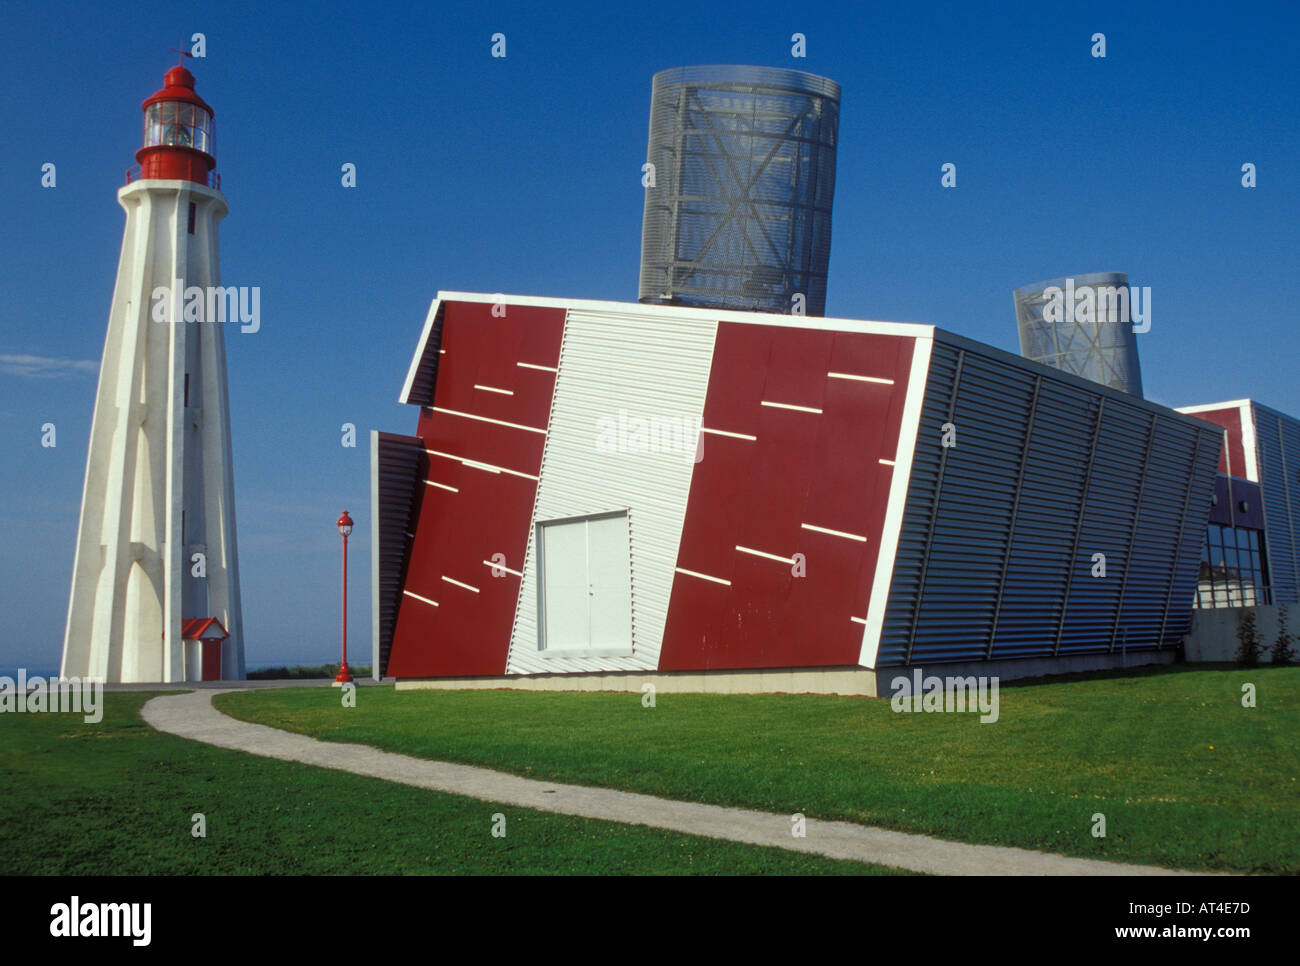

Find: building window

[536,511,632,656]
[1195,523,1270,608]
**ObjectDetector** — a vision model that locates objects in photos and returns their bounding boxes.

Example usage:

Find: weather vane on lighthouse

[61,61,245,683]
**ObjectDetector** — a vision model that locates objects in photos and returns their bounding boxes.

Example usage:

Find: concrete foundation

[1183,605,1298,663]
[395,649,1177,698]
[397,667,880,696]
[876,650,1175,695]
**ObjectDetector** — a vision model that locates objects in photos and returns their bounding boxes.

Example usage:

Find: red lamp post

[334,510,354,685]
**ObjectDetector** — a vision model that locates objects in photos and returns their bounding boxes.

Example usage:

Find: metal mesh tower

[638,65,840,315]
[1014,272,1144,397]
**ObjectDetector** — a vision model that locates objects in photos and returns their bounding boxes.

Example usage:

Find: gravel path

[141,689,1207,876]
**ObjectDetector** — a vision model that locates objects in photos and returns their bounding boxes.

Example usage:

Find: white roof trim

[434,291,934,339]
[399,297,443,405]
[1176,399,1258,482]
[1174,399,1254,415]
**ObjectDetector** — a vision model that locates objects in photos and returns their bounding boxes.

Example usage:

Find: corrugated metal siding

[401,300,444,407]
[371,432,426,678]
[876,336,1220,666]
[1254,403,1300,603]
[506,307,717,674]
[992,380,1096,658]
[1056,404,1150,655]
[1116,416,1206,648]
[1157,429,1212,641]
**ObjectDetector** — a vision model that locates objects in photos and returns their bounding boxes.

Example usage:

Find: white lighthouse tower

[62,62,245,683]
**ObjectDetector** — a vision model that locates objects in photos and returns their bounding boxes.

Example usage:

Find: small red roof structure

[181,617,229,641]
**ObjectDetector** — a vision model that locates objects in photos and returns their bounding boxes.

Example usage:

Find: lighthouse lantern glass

[144,102,213,156]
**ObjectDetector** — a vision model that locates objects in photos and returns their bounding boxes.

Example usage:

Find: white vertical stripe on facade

[859,336,932,668]
[507,308,718,674]
[1241,402,1259,483]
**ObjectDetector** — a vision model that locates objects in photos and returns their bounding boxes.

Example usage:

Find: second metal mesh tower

[638,65,840,315]
[1014,272,1145,397]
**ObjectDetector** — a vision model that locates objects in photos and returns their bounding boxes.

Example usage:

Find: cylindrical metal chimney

[1014,272,1144,397]
[639,65,840,315]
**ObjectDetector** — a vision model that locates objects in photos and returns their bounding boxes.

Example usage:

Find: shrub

[1236,609,1262,666]
[245,664,372,681]
[1271,606,1298,666]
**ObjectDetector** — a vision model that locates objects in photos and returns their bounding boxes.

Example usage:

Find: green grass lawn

[0,692,900,875]
[217,665,1300,873]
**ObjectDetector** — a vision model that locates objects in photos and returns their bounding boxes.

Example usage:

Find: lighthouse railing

[123,165,221,190]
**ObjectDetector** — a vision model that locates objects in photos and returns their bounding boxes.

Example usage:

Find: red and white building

[372,293,1223,695]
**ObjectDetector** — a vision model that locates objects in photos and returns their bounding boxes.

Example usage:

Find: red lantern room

[134,64,216,186]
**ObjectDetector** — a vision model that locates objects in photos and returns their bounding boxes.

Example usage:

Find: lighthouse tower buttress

[62,65,245,683]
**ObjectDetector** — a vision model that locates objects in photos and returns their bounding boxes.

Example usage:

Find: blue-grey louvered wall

[876,332,1222,666]
[1252,402,1300,604]
[371,432,427,679]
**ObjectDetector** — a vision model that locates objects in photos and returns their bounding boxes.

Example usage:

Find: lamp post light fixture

[334,510,354,686]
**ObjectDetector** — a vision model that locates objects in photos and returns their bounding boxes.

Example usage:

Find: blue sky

[1,0,1296,670]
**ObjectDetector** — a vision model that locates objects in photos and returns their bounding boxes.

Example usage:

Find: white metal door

[539,513,632,653]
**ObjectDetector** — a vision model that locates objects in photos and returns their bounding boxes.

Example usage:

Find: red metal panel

[418,408,546,476]
[782,528,867,658]
[661,571,731,667]
[698,324,773,435]
[674,437,752,583]
[758,326,832,410]
[387,301,565,678]
[726,550,793,666]
[1186,406,1247,479]
[660,323,916,671]
[428,301,560,426]
[737,395,821,553]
